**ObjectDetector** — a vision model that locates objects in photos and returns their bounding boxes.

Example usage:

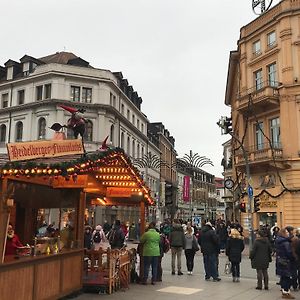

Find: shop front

[0,142,153,299]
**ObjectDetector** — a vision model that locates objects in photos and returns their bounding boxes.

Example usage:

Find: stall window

[0,124,6,143]
[15,121,23,142]
[38,117,46,140]
[84,120,93,141]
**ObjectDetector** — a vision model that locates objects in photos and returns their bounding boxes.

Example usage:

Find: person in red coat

[5,223,23,256]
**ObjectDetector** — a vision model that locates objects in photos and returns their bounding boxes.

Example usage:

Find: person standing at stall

[108,220,125,249]
[5,223,23,256]
[140,222,160,285]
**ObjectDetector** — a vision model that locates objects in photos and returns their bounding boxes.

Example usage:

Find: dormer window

[253,40,261,56]
[23,62,30,76]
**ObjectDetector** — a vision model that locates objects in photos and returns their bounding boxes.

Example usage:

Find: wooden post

[139,200,145,280]
[77,191,86,248]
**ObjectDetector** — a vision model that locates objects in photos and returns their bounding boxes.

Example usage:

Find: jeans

[231,261,240,278]
[203,254,218,279]
[184,249,196,272]
[157,256,163,281]
[281,275,291,293]
[256,269,269,288]
[171,247,183,272]
[143,256,159,282]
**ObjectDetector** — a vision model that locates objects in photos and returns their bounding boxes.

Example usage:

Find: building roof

[39,52,79,64]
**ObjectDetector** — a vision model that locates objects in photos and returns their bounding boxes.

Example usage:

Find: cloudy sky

[0,0,281,177]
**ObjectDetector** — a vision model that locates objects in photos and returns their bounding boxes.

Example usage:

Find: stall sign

[7,140,84,161]
[106,187,133,198]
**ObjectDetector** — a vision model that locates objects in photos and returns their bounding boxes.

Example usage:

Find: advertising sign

[183,175,190,202]
[7,140,84,161]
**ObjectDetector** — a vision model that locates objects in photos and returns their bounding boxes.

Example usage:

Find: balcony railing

[237,81,280,113]
[235,142,283,166]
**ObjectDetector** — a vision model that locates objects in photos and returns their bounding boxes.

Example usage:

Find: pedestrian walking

[140,222,161,285]
[249,230,272,290]
[199,221,221,282]
[275,228,295,299]
[169,219,185,275]
[184,225,199,275]
[226,228,244,282]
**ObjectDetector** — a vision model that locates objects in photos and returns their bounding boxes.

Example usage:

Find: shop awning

[0,147,154,206]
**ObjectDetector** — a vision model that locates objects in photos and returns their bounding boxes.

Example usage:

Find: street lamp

[178,150,214,222]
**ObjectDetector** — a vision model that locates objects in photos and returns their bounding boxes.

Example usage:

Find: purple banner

[183,176,190,202]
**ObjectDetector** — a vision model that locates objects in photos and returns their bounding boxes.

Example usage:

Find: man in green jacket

[140,222,161,285]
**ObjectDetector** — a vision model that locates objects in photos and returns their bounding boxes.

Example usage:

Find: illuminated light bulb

[31,169,36,174]
[37,169,42,174]
[14,170,18,174]
[43,169,47,174]
[25,169,30,175]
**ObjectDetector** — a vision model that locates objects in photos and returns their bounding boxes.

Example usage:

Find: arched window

[15,121,23,142]
[84,120,93,142]
[132,140,135,157]
[127,136,130,154]
[120,132,124,149]
[110,125,114,145]
[38,117,46,140]
[0,124,6,143]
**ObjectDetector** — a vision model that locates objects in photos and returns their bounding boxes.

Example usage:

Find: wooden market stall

[0,142,153,299]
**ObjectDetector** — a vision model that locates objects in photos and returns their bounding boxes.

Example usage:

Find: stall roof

[0,147,154,206]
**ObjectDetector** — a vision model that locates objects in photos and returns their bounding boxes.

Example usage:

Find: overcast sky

[0,0,281,177]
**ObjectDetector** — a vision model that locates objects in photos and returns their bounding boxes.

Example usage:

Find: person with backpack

[108,220,125,249]
[92,225,106,250]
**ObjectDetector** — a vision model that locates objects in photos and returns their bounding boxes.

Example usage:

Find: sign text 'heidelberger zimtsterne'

[7,140,84,161]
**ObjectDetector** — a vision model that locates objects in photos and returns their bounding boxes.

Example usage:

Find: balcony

[237,81,280,114]
[235,143,284,168]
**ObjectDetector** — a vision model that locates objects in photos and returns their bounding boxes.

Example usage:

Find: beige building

[225,0,300,230]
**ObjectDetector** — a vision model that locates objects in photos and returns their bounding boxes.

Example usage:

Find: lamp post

[178,150,214,222]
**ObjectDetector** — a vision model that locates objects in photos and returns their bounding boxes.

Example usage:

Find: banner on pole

[183,175,190,202]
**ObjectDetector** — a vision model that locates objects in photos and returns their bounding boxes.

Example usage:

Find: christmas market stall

[0,139,154,299]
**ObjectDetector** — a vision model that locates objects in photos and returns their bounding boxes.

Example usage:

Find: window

[38,118,46,140]
[110,125,114,144]
[270,117,280,148]
[132,140,135,157]
[18,90,25,105]
[253,40,261,56]
[137,144,140,158]
[127,109,130,120]
[121,104,124,115]
[137,119,140,129]
[254,69,263,90]
[15,121,23,142]
[268,63,277,87]
[121,132,124,148]
[141,123,144,134]
[36,86,43,101]
[84,120,93,141]
[132,114,135,125]
[127,136,130,154]
[110,92,116,107]
[70,86,80,102]
[141,146,144,158]
[2,93,8,108]
[255,122,264,150]
[82,87,92,103]
[44,84,51,99]
[0,124,6,143]
[267,31,276,48]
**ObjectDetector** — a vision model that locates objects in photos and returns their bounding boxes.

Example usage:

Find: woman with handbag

[226,228,245,282]
[184,225,199,275]
[275,228,295,299]
[249,230,272,290]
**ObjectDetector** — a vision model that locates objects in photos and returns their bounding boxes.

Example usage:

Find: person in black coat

[226,228,245,282]
[275,228,295,299]
[250,230,272,290]
[84,226,93,250]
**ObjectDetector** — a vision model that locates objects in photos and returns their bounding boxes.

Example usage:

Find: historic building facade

[224,0,300,230]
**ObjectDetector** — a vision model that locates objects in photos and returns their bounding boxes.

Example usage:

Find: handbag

[277,257,289,267]
[192,236,200,252]
[224,260,232,274]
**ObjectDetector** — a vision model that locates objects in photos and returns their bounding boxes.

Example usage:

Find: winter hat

[96,225,102,231]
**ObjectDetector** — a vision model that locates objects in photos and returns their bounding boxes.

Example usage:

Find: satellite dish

[252,0,273,15]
